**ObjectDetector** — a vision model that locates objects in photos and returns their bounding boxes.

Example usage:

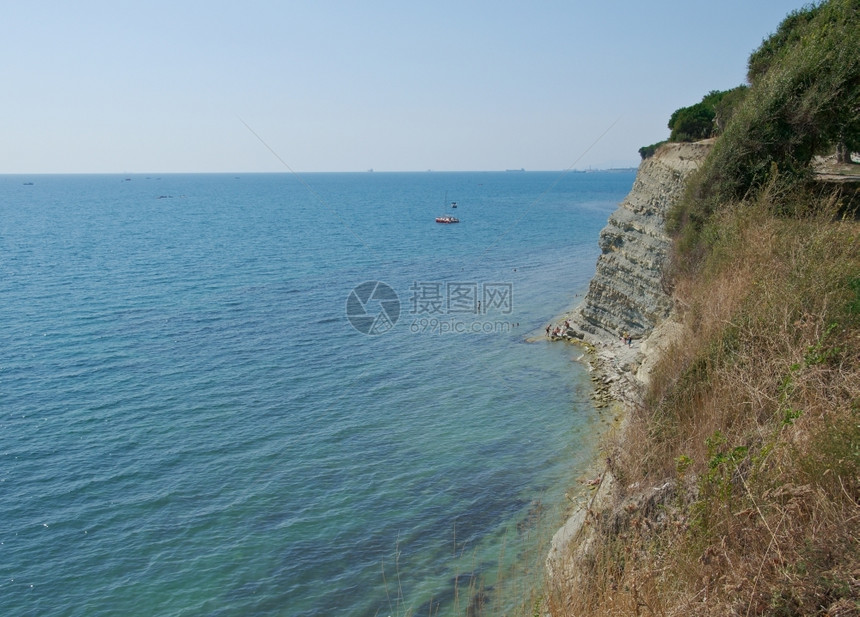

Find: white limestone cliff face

[546,142,712,595]
[570,141,712,340]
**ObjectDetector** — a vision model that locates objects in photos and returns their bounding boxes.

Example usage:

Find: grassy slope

[569,193,859,616]
[545,1,860,613]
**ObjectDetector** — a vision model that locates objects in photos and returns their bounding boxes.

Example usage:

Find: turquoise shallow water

[0,170,634,616]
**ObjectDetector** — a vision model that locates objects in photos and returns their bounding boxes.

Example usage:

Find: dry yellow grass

[548,192,860,616]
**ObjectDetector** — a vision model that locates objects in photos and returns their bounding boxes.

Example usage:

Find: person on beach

[546,325,551,337]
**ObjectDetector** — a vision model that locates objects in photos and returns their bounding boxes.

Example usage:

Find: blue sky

[2,1,808,173]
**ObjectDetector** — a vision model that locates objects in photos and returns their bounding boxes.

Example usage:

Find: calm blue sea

[0,170,634,616]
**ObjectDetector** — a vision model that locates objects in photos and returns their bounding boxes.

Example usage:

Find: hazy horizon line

[3,167,639,176]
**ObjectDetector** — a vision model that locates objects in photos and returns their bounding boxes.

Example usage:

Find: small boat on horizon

[435,193,460,223]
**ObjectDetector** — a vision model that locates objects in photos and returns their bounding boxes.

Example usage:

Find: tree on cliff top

[681,0,860,228]
[746,2,823,84]
[667,88,748,143]
[747,0,859,164]
[639,87,747,160]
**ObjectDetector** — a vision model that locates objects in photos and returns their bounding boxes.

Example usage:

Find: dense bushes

[746,3,823,84]
[675,0,860,242]
[638,87,749,159]
[667,87,748,143]
[638,86,748,160]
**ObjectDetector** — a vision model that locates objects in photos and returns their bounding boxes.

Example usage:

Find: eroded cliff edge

[546,140,711,593]
[566,140,712,342]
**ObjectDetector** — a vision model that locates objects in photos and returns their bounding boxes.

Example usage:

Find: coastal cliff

[567,141,711,341]
[544,4,859,613]
[545,157,860,615]
[545,141,711,606]
[549,141,711,413]
[548,141,709,521]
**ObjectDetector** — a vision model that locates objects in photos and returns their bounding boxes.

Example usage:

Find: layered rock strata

[568,141,711,340]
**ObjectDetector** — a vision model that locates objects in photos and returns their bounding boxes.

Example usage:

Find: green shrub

[638,140,667,160]
[680,0,860,238]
